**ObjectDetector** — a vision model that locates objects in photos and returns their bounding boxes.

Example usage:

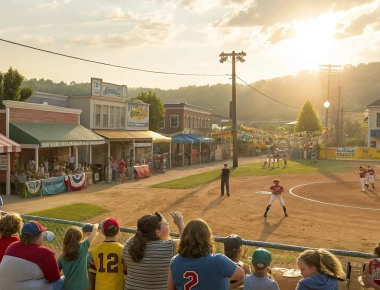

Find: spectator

[0,220,64,290]
[224,234,251,289]
[28,156,36,171]
[295,248,345,290]
[167,219,244,290]
[90,218,125,290]
[123,211,185,290]
[243,248,279,290]
[18,171,27,182]
[0,212,23,262]
[111,159,118,182]
[362,241,380,289]
[58,224,99,290]
[119,158,126,183]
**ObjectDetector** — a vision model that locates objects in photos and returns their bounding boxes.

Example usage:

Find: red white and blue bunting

[64,173,87,191]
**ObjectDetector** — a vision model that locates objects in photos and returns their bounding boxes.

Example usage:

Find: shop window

[377,113,380,127]
[95,104,101,127]
[121,107,125,128]
[160,119,165,129]
[103,105,108,127]
[110,106,115,127]
[170,115,179,128]
[116,107,120,127]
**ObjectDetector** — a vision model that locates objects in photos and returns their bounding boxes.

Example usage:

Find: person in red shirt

[264,179,288,217]
[119,158,126,183]
[0,212,23,262]
[355,166,366,192]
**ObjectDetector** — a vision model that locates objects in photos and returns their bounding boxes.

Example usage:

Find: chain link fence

[1,212,373,290]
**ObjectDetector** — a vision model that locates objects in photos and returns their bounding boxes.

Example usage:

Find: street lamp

[219,51,246,168]
[324,101,330,159]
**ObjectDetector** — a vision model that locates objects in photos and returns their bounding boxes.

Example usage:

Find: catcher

[264,179,288,218]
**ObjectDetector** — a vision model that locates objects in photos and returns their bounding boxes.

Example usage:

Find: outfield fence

[0,212,373,290]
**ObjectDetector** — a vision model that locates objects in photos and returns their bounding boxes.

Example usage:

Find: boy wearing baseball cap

[0,220,63,290]
[224,234,251,289]
[243,248,279,290]
[90,217,125,290]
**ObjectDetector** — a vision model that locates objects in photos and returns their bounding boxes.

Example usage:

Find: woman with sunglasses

[122,211,184,290]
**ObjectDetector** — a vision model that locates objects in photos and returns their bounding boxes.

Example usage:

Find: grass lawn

[152,159,359,189]
[27,203,109,221]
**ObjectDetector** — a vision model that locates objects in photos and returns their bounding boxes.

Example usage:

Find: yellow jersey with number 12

[90,241,124,290]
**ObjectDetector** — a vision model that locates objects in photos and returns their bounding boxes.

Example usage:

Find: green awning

[10,122,105,148]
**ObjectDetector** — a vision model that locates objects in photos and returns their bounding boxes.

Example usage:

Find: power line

[236,75,300,109]
[0,38,227,77]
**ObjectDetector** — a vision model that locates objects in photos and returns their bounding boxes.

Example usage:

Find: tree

[132,91,165,132]
[0,67,33,108]
[294,99,322,133]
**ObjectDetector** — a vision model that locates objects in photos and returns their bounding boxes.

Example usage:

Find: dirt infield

[3,160,379,289]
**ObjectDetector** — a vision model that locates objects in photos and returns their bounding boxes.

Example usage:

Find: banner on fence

[24,180,42,198]
[65,173,87,191]
[42,176,66,195]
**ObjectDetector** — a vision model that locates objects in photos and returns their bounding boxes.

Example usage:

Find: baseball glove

[274,189,281,195]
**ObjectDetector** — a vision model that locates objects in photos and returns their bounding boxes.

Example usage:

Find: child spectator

[0,212,23,262]
[81,223,95,277]
[0,220,64,290]
[58,224,99,290]
[90,217,125,290]
[123,211,184,290]
[224,234,251,289]
[362,241,380,289]
[295,248,345,290]
[243,248,279,290]
[167,219,244,290]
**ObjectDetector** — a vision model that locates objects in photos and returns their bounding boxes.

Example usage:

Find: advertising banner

[91,78,101,96]
[127,102,149,130]
[24,180,42,198]
[336,147,355,160]
[42,176,67,195]
[102,82,121,97]
[91,78,127,99]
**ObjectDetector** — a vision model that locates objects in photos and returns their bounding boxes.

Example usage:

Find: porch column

[169,142,172,168]
[75,146,78,167]
[89,145,92,165]
[199,142,202,164]
[182,144,185,166]
[151,139,154,166]
[190,143,192,166]
[107,140,111,160]
[35,147,39,170]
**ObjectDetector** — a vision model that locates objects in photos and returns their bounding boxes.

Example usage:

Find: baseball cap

[252,248,272,269]
[82,223,94,233]
[224,234,242,251]
[21,221,47,236]
[100,217,119,232]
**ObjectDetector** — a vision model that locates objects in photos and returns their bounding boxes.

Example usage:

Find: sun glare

[288,14,336,70]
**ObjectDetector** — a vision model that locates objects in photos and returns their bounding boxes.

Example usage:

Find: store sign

[91,78,101,96]
[102,82,121,97]
[127,103,149,130]
[0,155,7,170]
[41,140,105,148]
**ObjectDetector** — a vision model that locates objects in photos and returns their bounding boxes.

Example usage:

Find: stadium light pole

[219,51,246,168]
[324,101,330,159]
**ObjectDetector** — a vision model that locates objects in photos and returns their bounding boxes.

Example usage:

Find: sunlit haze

[1,0,380,89]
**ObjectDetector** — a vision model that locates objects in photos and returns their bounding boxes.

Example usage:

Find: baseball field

[3,157,379,289]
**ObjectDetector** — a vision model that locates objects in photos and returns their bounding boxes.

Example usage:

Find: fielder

[367,164,375,190]
[264,179,288,217]
[355,166,366,192]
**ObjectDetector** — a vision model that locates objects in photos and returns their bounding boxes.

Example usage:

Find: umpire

[220,163,231,196]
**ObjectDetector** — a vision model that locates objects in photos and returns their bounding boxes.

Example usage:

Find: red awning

[0,133,21,153]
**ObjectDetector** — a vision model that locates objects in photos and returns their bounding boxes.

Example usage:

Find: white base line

[289,180,380,211]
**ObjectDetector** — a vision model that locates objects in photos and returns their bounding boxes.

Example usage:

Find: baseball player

[367,164,375,190]
[264,179,288,217]
[283,154,287,168]
[355,166,366,192]
[363,165,369,189]
[262,156,270,168]
[220,163,230,196]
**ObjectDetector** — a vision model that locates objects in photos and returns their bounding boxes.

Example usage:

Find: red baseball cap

[101,217,119,232]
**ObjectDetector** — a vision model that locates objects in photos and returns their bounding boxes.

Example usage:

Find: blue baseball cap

[21,221,47,236]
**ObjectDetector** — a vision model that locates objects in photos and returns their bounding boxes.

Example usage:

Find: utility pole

[220,51,246,168]
[336,86,341,147]
[319,64,342,159]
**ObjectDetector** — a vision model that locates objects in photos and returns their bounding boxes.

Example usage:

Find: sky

[0,0,380,89]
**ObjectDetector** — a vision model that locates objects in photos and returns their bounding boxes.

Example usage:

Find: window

[170,115,179,127]
[160,119,165,129]
[195,117,198,128]
[192,117,194,128]
[116,107,120,127]
[102,105,108,127]
[188,116,191,127]
[121,107,125,128]
[377,113,380,127]
[95,104,101,127]
[110,106,115,127]
[185,115,190,127]
[201,118,204,128]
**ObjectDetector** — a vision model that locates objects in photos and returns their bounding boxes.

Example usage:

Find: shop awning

[171,134,214,144]
[0,133,21,153]
[10,122,105,148]
[93,130,171,143]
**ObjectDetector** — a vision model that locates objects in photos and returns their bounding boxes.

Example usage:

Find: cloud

[62,0,72,3]
[22,35,55,46]
[218,0,375,28]
[334,5,380,39]
[106,7,138,20]
[34,0,59,11]
[264,25,297,44]
[178,0,250,13]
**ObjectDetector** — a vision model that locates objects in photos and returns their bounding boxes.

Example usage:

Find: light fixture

[236,56,245,63]
[219,56,228,63]
[324,101,330,108]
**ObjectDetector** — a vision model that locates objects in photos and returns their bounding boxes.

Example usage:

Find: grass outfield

[28,203,109,221]
[151,159,358,189]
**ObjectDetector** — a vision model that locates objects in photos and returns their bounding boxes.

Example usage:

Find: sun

[286,14,337,70]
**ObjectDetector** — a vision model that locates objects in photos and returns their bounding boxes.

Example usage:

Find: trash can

[91,166,99,184]
[95,164,103,182]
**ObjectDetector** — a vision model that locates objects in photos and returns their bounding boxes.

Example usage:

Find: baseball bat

[345,262,351,289]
